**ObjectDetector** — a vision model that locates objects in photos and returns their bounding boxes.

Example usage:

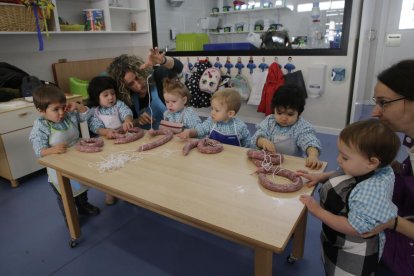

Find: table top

[38,134,326,252]
[0,94,82,113]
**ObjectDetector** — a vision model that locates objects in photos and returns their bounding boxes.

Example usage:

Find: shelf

[109,7,146,13]
[210,30,266,35]
[210,6,290,16]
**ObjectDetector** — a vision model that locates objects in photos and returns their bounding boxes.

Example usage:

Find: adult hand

[138,112,153,125]
[140,47,165,70]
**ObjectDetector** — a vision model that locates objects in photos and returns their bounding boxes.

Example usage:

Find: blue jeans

[131,87,166,130]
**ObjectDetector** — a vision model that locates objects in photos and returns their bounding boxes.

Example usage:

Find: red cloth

[257,62,284,115]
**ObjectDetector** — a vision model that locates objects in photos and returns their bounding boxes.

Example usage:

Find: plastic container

[176,33,209,51]
[83,9,105,31]
[203,42,257,51]
[69,77,89,100]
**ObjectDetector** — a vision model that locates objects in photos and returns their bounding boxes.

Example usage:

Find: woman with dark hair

[369,59,414,275]
[107,48,183,129]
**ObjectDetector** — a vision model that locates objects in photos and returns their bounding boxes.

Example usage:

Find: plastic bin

[176,33,209,51]
[203,42,257,51]
[69,77,89,100]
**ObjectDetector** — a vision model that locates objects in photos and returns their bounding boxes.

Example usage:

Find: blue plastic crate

[203,42,257,51]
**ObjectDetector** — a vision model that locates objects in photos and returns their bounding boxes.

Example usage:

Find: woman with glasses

[107,48,183,130]
[370,59,414,276]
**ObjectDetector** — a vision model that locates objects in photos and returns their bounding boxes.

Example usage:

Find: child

[298,119,400,276]
[87,76,134,138]
[251,83,322,169]
[177,88,251,147]
[87,76,134,205]
[29,85,100,223]
[160,77,201,132]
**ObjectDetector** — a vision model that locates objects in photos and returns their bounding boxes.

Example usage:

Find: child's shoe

[105,194,117,206]
[78,202,100,216]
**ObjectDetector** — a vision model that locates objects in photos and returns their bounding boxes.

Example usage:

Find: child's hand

[65,102,77,112]
[123,121,134,132]
[296,170,323,187]
[299,194,321,216]
[305,156,323,170]
[176,130,190,140]
[258,138,276,152]
[106,130,116,139]
[51,143,67,154]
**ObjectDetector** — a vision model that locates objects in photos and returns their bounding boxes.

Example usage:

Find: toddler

[87,76,134,205]
[29,85,100,223]
[299,119,400,276]
[177,88,251,147]
[160,77,201,133]
[251,83,322,169]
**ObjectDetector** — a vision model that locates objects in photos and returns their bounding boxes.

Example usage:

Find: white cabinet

[0,95,82,188]
[0,105,41,188]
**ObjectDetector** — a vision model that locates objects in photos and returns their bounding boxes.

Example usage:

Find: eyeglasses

[371,96,406,110]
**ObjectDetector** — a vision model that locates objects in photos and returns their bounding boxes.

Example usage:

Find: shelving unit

[0,0,150,34]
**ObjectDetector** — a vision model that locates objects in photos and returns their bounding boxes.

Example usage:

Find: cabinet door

[2,127,43,179]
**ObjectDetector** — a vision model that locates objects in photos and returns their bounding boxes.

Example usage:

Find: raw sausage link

[75,138,104,153]
[137,129,173,152]
[182,139,200,156]
[247,149,284,165]
[197,138,223,154]
[114,127,145,144]
[258,170,303,193]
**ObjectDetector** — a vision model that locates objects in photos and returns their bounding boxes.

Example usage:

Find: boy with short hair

[299,119,400,276]
[177,88,251,147]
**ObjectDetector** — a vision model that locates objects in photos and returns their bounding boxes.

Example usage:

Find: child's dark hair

[339,119,400,168]
[163,77,191,105]
[271,84,306,114]
[33,84,66,111]
[87,76,118,107]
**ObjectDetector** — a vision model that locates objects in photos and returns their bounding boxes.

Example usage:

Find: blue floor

[0,107,395,275]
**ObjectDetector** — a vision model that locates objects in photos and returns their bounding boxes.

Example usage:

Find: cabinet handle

[18,112,28,117]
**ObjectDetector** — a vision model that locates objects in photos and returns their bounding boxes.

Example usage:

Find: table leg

[254,247,272,276]
[291,209,307,260]
[56,171,81,242]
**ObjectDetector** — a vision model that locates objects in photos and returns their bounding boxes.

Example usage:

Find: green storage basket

[176,33,209,51]
[69,77,89,100]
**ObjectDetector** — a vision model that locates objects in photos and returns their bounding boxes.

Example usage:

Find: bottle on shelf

[130,20,137,32]
[308,1,327,49]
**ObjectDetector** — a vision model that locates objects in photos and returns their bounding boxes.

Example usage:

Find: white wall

[0,33,152,83]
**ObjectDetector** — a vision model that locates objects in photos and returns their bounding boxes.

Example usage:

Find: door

[351,0,414,123]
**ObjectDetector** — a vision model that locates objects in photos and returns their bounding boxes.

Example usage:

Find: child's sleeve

[117,100,133,121]
[295,119,322,154]
[183,108,201,129]
[347,171,398,233]
[88,112,106,134]
[195,117,212,138]
[238,120,252,148]
[29,119,50,158]
[250,116,271,149]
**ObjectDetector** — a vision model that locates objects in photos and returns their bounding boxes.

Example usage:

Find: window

[150,0,352,56]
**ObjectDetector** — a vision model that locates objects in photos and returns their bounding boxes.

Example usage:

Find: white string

[146,74,154,130]
[88,148,178,173]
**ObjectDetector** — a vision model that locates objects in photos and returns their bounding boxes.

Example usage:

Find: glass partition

[150,0,352,56]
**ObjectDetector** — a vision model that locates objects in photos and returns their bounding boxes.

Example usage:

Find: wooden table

[38,134,326,275]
